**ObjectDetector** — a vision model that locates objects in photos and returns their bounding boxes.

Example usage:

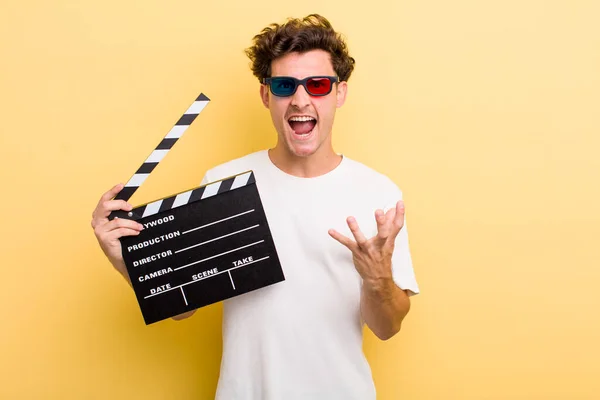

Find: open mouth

[288,116,317,138]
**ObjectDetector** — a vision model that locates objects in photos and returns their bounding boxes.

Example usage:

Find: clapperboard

[109,93,285,325]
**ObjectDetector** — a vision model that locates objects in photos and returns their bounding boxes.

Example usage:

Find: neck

[268,144,342,178]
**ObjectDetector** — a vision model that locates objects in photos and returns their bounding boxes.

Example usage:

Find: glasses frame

[263,75,340,97]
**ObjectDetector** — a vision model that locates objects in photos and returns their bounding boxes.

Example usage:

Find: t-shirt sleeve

[391,219,420,296]
[385,186,420,296]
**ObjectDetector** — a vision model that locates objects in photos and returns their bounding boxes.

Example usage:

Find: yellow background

[1,0,599,398]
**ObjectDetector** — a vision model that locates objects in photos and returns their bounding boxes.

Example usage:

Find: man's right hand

[91,184,144,272]
[91,184,196,321]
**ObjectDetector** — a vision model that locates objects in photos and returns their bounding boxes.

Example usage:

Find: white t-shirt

[200,150,419,400]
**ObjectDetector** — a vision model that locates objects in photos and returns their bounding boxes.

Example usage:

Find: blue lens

[271,77,296,96]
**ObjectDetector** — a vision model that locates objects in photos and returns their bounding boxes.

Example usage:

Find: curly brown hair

[245,14,356,83]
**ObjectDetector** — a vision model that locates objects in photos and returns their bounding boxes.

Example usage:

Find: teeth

[289,116,316,122]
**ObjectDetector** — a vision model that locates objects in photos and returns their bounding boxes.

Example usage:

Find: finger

[93,199,133,221]
[382,201,405,242]
[98,217,144,234]
[101,199,133,214]
[104,227,142,241]
[374,209,388,242]
[328,229,358,251]
[374,206,394,240]
[100,183,126,203]
[375,209,385,231]
[393,200,405,232]
[346,217,368,247]
[93,184,127,218]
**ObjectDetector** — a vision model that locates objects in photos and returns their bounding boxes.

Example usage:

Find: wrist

[362,277,396,297]
[112,259,132,284]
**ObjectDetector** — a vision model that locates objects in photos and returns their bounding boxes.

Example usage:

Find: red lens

[306,77,332,95]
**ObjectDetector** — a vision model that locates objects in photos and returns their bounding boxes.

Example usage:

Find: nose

[290,84,311,109]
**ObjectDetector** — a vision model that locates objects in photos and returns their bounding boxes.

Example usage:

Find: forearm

[112,259,133,287]
[360,277,410,340]
[172,310,196,320]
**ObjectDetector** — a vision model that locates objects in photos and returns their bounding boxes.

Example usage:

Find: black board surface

[113,171,285,324]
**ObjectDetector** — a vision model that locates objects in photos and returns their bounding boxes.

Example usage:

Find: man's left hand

[328,200,405,282]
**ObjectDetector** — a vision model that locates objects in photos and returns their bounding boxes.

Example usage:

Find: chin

[281,143,313,158]
[291,147,318,157]
[286,136,322,158]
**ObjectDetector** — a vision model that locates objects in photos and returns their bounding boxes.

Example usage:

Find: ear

[336,81,348,108]
[260,84,270,109]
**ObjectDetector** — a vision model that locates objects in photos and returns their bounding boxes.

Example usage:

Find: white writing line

[182,209,255,235]
[180,287,188,305]
[173,240,264,271]
[229,271,236,290]
[175,225,260,254]
[143,256,270,299]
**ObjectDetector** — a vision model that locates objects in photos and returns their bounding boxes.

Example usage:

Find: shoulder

[342,156,403,198]
[203,150,267,183]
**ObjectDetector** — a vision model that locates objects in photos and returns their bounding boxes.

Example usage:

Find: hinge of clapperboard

[107,93,255,222]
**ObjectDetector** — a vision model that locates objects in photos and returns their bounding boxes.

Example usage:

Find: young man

[91,14,419,400]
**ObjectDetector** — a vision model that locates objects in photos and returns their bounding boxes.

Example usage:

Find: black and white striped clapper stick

[111,93,210,207]
[108,92,285,325]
